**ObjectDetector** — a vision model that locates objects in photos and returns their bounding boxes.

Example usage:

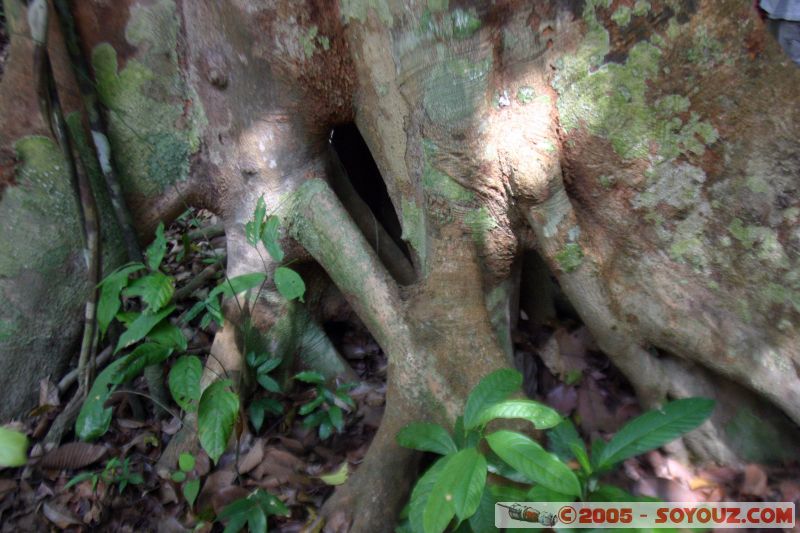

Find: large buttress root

[523,172,800,461]
[286,178,510,531]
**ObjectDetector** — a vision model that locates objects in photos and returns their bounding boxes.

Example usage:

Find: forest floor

[0,211,798,532]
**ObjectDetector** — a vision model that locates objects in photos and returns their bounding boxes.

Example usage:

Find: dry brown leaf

[237,439,264,476]
[159,482,179,505]
[210,485,250,515]
[39,378,60,408]
[740,464,769,497]
[42,501,82,529]
[197,470,235,511]
[40,442,107,470]
[194,450,211,477]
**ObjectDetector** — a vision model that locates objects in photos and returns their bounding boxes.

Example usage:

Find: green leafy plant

[246,351,284,433]
[77,222,187,441]
[216,488,290,533]
[293,371,356,440]
[170,452,200,508]
[66,456,143,494]
[395,368,714,533]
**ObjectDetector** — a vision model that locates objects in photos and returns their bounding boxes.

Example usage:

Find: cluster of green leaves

[294,372,356,440]
[0,426,28,468]
[246,352,284,433]
[396,369,714,533]
[243,195,305,302]
[77,223,187,441]
[217,488,290,533]
[171,452,200,508]
[66,456,143,494]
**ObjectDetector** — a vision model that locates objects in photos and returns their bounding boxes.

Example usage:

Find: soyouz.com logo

[495,502,796,529]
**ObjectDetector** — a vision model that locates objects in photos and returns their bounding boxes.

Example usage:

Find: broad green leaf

[587,484,638,502]
[294,371,325,384]
[249,401,266,433]
[468,486,496,533]
[329,405,344,432]
[97,263,144,337]
[396,422,457,456]
[486,430,581,497]
[244,220,259,247]
[548,418,591,474]
[247,505,267,533]
[262,215,284,262]
[178,452,195,472]
[198,380,239,464]
[409,456,452,533]
[97,262,146,288]
[168,356,202,412]
[0,427,28,467]
[183,478,200,507]
[526,484,576,502]
[302,410,327,428]
[65,471,96,489]
[114,305,175,353]
[210,273,266,299]
[424,448,486,531]
[257,357,281,374]
[488,484,530,503]
[595,398,715,471]
[76,356,130,440]
[318,461,349,485]
[222,516,249,533]
[256,374,281,393]
[463,368,522,429]
[252,489,290,516]
[318,421,333,440]
[171,471,186,483]
[471,399,562,430]
[115,311,139,327]
[246,195,266,247]
[145,222,167,271]
[112,343,171,384]
[124,271,174,313]
[181,300,206,324]
[274,267,305,302]
[299,395,325,415]
[147,320,187,351]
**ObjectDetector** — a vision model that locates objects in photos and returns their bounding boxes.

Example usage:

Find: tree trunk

[1,0,799,530]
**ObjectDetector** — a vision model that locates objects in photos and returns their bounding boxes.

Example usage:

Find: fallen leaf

[318,462,348,486]
[197,470,235,511]
[237,439,264,476]
[39,378,60,408]
[159,482,179,505]
[40,442,107,470]
[210,485,249,515]
[42,501,82,528]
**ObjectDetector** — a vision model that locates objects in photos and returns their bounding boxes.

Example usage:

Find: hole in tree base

[328,123,413,267]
